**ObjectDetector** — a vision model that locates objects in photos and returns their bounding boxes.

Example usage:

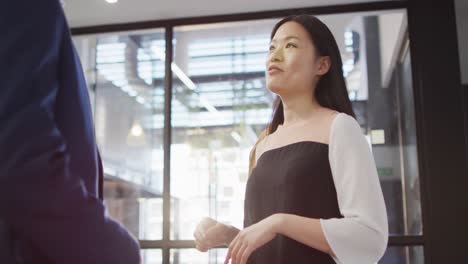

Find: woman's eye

[269,45,275,52]
[286,43,296,48]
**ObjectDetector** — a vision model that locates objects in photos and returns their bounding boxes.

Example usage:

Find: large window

[74,30,166,240]
[170,19,276,241]
[73,7,423,264]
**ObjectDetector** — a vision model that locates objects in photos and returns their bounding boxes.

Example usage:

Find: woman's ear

[317,56,331,76]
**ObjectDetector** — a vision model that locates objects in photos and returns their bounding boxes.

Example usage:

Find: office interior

[64,0,468,263]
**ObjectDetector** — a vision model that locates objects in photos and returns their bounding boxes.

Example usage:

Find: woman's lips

[268,65,283,74]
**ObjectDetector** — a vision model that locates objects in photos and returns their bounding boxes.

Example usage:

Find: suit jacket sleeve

[0,0,140,263]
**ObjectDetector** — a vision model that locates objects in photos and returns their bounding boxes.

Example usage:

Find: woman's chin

[267,85,285,95]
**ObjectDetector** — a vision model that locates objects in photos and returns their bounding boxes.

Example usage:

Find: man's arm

[0,0,140,263]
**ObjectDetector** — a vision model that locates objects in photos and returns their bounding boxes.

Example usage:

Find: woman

[193,15,388,264]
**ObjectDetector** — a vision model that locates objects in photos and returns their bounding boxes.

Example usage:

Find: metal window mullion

[163,26,174,264]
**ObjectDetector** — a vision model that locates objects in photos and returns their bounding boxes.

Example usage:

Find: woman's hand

[194,217,238,252]
[224,214,282,264]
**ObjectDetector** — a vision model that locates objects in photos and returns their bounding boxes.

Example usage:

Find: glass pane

[380,246,424,264]
[455,0,468,84]
[169,10,422,241]
[170,19,277,240]
[396,49,422,235]
[74,30,166,240]
[72,36,97,115]
[171,248,228,264]
[317,10,423,235]
[141,249,163,264]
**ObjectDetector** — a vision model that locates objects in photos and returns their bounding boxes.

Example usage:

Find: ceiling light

[106,0,118,4]
[230,131,242,144]
[130,122,143,137]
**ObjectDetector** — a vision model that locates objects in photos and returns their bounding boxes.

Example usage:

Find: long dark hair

[267,15,355,134]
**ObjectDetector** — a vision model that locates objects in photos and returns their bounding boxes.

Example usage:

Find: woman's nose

[269,47,283,62]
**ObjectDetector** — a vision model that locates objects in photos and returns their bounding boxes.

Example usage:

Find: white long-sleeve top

[252,112,389,263]
[321,113,389,264]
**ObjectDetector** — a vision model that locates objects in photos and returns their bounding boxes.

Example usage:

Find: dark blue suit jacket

[0,0,140,263]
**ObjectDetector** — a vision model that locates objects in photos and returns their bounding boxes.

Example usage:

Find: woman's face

[266,21,325,98]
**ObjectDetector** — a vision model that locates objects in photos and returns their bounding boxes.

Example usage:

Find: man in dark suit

[0,0,141,263]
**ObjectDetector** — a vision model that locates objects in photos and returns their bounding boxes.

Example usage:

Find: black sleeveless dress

[244,141,342,264]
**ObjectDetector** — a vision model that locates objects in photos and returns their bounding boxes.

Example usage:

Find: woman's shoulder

[330,113,367,148]
[305,108,341,144]
[331,113,361,135]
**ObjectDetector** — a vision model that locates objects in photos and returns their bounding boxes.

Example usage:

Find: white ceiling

[64,0,391,28]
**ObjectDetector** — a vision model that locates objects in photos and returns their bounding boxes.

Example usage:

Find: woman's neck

[281,94,322,127]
